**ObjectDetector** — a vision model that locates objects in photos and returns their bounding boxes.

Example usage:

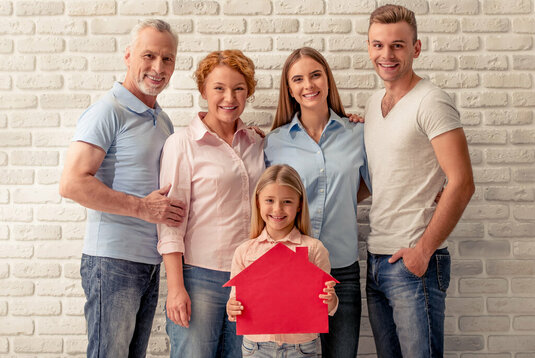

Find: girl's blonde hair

[250,165,311,238]
[271,47,347,131]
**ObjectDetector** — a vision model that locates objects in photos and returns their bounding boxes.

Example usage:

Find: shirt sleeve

[157,133,191,255]
[229,242,248,299]
[72,99,118,152]
[309,239,338,316]
[417,88,462,141]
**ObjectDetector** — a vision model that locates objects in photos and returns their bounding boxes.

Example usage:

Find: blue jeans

[366,248,451,358]
[80,254,160,358]
[320,261,361,358]
[166,264,242,358]
[242,337,321,357]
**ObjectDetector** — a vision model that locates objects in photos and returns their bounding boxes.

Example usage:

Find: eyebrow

[291,69,322,80]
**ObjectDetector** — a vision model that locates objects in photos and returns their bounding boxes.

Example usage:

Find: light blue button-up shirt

[73,82,174,265]
[264,109,370,268]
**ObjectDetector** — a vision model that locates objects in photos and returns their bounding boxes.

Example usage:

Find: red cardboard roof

[224,243,338,335]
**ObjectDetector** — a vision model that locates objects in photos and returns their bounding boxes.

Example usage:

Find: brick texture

[0,0,534,356]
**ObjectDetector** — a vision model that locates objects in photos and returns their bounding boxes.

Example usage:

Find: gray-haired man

[60,20,185,357]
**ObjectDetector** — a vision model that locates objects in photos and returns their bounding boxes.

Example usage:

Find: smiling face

[258,183,301,240]
[201,64,248,128]
[123,27,177,107]
[287,56,329,113]
[368,21,421,85]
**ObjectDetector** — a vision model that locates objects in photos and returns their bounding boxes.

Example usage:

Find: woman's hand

[319,280,338,313]
[166,287,191,327]
[226,297,244,322]
[347,113,365,123]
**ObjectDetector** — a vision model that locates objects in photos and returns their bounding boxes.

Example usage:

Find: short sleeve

[72,99,118,152]
[417,89,462,141]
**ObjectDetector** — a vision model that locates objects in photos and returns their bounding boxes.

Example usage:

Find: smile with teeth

[146,74,163,83]
[269,215,286,221]
[220,106,238,110]
[303,92,319,98]
[379,63,399,68]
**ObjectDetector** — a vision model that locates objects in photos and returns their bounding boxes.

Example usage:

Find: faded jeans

[242,337,321,357]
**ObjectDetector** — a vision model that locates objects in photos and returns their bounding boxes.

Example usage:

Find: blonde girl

[226,164,338,357]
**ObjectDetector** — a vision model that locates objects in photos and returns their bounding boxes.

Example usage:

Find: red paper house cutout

[223,243,338,335]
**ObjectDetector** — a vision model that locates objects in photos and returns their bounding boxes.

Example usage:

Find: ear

[288,86,294,98]
[201,87,207,100]
[413,39,422,59]
[367,40,372,59]
[124,46,131,68]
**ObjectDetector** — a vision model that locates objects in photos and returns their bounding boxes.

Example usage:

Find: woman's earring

[247,95,255,104]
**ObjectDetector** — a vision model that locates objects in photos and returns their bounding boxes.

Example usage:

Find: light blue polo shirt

[73,82,174,265]
[264,109,370,268]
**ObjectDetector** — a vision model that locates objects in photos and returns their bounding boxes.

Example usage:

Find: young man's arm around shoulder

[389,128,475,276]
[59,141,185,226]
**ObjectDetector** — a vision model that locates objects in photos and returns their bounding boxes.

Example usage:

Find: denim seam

[96,257,102,357]
[422,275,432,358]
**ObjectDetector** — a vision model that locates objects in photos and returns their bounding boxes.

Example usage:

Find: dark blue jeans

[366,248,451,358]
[166,264,242,358]
[320,261,361,358]
[80,254,160,358]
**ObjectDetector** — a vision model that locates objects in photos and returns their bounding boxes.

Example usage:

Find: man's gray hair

[130,19,178,51]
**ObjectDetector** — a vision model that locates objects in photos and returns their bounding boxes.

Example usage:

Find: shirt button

[320,189,324,193]
[320,168,324,173]
[317,150,320,154]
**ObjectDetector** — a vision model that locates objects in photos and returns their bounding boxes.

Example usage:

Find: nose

[224,89,235,101]
[273,201,282,212]
[383,46,394,59]
[153,58,164,73]
[303,77,313,89]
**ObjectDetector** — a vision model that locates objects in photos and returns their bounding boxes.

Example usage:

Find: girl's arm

[163,252,191,327]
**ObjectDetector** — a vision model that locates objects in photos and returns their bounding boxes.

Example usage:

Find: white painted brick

[328,36,367,51]
[487,259,535,275]
[0,317,34,335]
[34,130,74,147]
[485,110,533,126]
[511,278,535,295]
[178,36,218,52]
[197,18,245,34]
[335,74,375,89]
[429,0,479,14]
[0,94,37,109]
[514,316,535,330]
[0,206,32,222]
[378,0,429,14]
[35,279,84,297]
[459,278,508,294]
[36,206,86,222]
[444,336,484,352]
[168,19,194,34]
[327,0,375,14]
[69,37,116,52]
[514,205,535,221]
[0,38,13,53]
[67,73,115,90]
[16,74,63,90]
[13,189,61,204]
[0,151,6,166]
[0,263,8,278]
[489,223,535,238]
[430,73,479,89]
[89,54,124,71]
[353,55,374,70]
[513,168,535,183]
[484,0,532,14]
[0,1,12,15]
[17,36,64,53]
[513,55,535,70]
[446,297,484,314]
[249,18,299,33]
[67,0,116,15]
[65,337,88,354]
[172,0,219,15]
[240,111,273,127]
[0,225,8,240]
[460,112,482,126]
[39,54,87,71]
[63,262,81,280]
[0,55,35,71]
[224,0,271,15]
[0,243,33,258]
[513,91,535,107]
[147,335,169,354]
[304,18,352,34]
[433,36,480,52]
[37,316,86,335]
[0,19,35,34]
[0,189,7,204]
[14,336,62,353]
[485,187,534,202]
[483,73,531,88]
[414,55,456,70]
[458,240,511,257]
[512,129,535,144]
[419,18,459,33]
[462,17,510,32]
[513,18,535,33]
[0,74,11,89]
[274,0,324,14]
[89,18,136,35]
[40,94,91,109]
[253,74,272,89]
[324,55,351,70]
[251,92,278,109]
[222,37,273,52]
[451,259,483,275]
[461,92,508,108]
[0,169,34,185]
[0,114,5,128]
[171,73,196,90]
[11,298,61,316]
[0,281,34,296]
[277,37,324,51]
[119,0,167,15]
[168,110,197,127]
[36,168,60,185]
[13,224,61,241]
[36,18,86,35]
[11,151,58,166]
[460,55,508,70]
[16,0,63,15]
[64,297,85,316]
[157,93,193,108]
[13,262,61,278]
[249,54,287,70]
[10,112,60,128]
[486,35,533,51]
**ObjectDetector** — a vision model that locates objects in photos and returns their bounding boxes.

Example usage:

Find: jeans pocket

[399,258,421,279]
[242,339,257,357]
[297,338,321,356]
[435,253,451,292]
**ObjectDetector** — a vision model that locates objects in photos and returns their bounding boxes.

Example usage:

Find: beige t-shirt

[364,79,462,254]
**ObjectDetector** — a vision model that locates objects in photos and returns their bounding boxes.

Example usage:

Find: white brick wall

[0,0,533,356]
